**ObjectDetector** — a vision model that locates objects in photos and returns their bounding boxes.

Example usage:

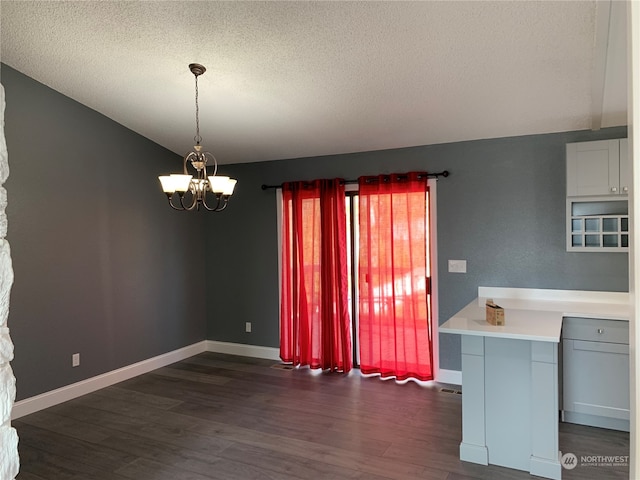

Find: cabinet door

[562,339,629,424]
[567,140,620,196]
[620,138,630,194]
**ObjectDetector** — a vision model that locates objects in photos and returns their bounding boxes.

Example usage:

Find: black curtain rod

[261,170,449,190]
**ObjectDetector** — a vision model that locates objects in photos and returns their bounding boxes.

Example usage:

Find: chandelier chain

[194,75,202,145]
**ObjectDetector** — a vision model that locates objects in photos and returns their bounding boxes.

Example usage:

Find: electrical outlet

[448,260,467,273]
[72,353,80,367]
[245,322,252,333]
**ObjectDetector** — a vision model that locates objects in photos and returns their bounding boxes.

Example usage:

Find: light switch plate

[448,260,467,273]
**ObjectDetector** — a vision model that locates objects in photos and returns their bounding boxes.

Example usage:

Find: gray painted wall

[2,64,207,400]
[207,128,629,371]
[2,63,629,394]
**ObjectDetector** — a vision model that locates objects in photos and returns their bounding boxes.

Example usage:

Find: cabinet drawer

[562,317,628,344]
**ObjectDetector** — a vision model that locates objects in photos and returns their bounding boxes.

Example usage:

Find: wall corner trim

[11,341,207,419]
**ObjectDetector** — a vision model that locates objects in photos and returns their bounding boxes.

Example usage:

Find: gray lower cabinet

[561,317,629,432]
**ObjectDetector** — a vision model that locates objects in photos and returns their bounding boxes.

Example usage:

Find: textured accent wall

[0,84,18,479]
[206,127,629,372]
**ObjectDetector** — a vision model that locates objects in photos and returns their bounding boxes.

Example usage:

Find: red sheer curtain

[280,179,352,372]
[358,172,433,381]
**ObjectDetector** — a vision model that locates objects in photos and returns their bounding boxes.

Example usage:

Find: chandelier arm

[183,154,191,174]
[167,195,185,211]
[215,198,229,212]
[201,196,216,211]
[201,192,221,211]
[179,192,199,211]
[201,152,217,177]
[202,193,230,212]
[216,197,229,212]
[215,195,229,212]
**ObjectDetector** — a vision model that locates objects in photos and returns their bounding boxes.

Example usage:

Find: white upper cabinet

[566,138,630,252]
[566,139,629,196]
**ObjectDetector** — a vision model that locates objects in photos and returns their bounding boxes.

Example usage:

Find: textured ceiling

[0,1,628,165]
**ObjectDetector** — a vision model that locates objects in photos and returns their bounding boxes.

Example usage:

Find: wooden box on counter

[486,299,505,326]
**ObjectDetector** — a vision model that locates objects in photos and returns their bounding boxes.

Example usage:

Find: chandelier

[158,63,237,211]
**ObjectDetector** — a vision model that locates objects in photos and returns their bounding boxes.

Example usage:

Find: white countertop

[439,287,630,343]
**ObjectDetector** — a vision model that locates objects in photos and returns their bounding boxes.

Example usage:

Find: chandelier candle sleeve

[158,63,237,212]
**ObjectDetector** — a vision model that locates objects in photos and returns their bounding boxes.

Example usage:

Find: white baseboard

[13,340,450,419]
[437,368,462,386]
[206,340,280,361]
[11,341,207,420]
[460,442,489,465]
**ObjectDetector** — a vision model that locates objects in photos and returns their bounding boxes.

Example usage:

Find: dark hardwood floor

[14,352,629,479]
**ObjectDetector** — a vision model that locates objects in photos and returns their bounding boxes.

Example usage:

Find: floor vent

[271,364,295,371]
[439,388,462,395]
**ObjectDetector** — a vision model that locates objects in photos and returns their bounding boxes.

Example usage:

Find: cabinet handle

[623,186,629,193]
[597,328,604,334]
[611,187,618,193]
